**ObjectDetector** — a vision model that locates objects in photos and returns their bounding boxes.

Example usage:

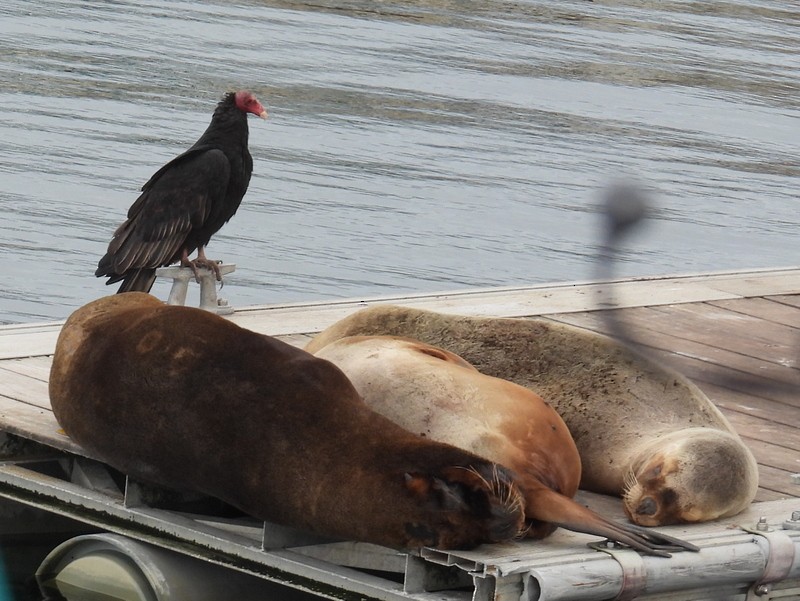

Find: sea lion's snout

[635,496,658,516]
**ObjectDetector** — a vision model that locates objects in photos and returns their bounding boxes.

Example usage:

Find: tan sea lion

[313,335,698,556]
[49,293,526,550]
[305,305,759,527]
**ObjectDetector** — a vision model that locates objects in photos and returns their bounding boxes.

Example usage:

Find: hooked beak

[258,110,268,119]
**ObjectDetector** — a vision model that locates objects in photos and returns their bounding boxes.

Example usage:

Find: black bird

[96,90,268,293]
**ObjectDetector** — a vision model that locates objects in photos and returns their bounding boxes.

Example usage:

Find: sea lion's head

[622,428,758,526]
[401,463,526,549]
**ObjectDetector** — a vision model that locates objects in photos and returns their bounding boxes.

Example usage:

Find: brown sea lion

[305,305,759,527]
[49,293,526,550]
[313,335,698,556]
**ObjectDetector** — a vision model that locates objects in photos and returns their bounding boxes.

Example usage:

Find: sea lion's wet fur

[306,305,759,526]
[49,294,525,550]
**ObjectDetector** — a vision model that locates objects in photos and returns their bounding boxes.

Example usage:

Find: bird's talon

[209,262,222,282]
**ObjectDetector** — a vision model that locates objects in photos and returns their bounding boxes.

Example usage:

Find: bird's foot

[181,257,223,284]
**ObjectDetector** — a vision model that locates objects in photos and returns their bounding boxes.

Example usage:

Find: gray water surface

[1,0,798,323]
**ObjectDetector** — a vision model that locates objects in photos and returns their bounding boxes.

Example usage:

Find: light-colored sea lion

[305,305,759,527]
[313,335,698,556]
[49,293,526,550]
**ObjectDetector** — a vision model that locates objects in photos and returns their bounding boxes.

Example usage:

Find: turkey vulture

[96,90,268,293]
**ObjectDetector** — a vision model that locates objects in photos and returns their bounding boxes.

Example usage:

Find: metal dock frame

[3,431,800,600]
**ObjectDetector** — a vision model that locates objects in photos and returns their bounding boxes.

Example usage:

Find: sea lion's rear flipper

[526,488,699,557]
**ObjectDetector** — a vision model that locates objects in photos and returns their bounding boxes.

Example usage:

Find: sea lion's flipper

[525,488,699,557]
[617,522,702,552]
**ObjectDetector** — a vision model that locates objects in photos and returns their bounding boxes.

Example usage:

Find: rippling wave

[0,0,797,322]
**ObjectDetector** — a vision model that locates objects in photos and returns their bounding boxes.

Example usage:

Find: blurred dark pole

[595,181,650,344]
[594,182,797,395]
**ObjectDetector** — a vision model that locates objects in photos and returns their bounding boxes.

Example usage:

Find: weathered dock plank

[708,296,800,327]
[0,395,78,455]
[2,268,799,359]
[0,356,52,381]
[698,381,798,432]
[548,309,799,385]
[771,294,800,309]
[650,303,800,363]
[0,368,51,410]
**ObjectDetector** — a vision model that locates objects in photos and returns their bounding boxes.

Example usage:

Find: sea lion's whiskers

[494,467,526,518]
[455,466,538,542]
[622,468,638,496]
[517,521,533,540]
[460,465,526,523]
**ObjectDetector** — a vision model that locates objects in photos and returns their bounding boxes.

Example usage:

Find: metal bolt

[756,517,769,531]
[783,510,800,531]
[755,583,771,596]
[218,298,229,307]
[791,473,800,485]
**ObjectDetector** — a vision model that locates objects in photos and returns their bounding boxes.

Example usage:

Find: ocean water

[0,0,798,325]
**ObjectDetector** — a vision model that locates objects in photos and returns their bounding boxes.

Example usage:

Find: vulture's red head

[235,90,268,119]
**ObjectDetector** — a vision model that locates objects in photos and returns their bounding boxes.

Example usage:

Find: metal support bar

[261,521,336,550]
[0,463,422,601]
[70,458,123,500]
[590,542,647,601]
[156,264,236,315]
[492,575,524,601]
[0,432,61,463]
[402,554,471,594]
[743,521,797,600]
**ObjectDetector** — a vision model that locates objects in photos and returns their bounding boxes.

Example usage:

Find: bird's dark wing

[96,148,230,276]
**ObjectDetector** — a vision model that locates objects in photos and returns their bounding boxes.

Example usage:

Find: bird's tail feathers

[116,269,157,294]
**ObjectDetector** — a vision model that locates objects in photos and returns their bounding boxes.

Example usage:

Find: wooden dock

[1,267,799,600]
